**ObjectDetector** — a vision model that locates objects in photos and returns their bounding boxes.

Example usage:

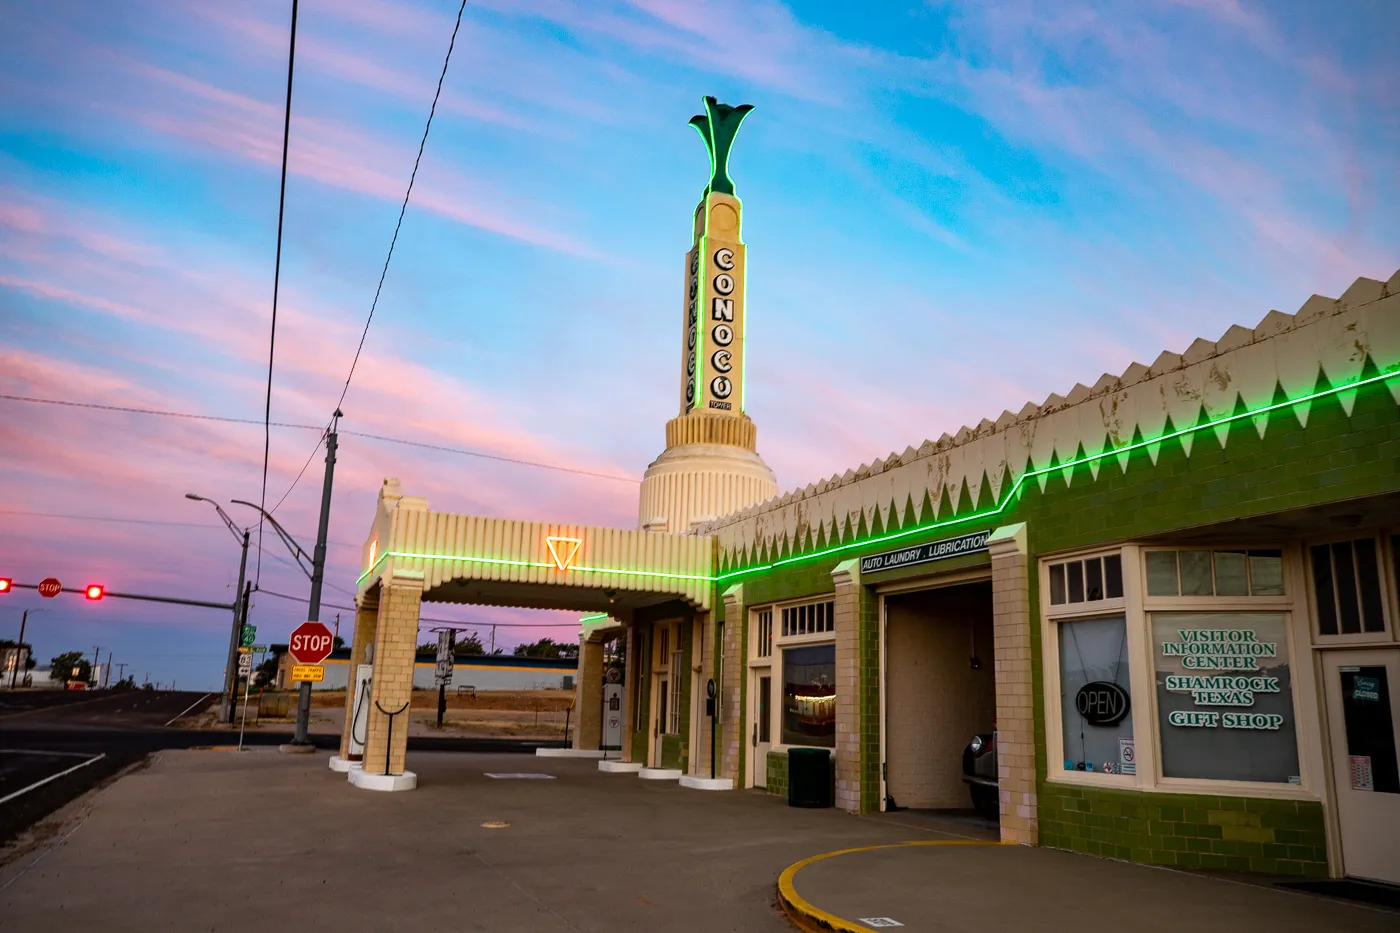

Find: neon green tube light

[357,366,1399,589]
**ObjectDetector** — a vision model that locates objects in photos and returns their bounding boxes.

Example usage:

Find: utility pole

[92,646,101,687]
[291,411,340,748]
[11,609,35,690]
[490,625,496,655]
[116,662,127,684]
[334,612,340,642]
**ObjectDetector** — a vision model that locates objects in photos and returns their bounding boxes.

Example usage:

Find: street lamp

[186,493,251,723]
[228,498,323,747]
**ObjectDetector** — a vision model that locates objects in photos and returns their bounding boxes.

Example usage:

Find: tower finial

[689,96,753,197]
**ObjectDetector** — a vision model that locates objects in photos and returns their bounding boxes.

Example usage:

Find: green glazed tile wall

[1038,784,1329,877]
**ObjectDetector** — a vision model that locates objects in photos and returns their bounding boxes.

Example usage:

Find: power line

[0,508,361,550]
[270,429,325,513]
[0,393,318,429]
[0,393,640,483]
[335,0,469,413]
[0,508,215,529]
[257,0,300,588]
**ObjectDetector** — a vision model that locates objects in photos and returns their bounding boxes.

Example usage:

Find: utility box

[787,747,833,808]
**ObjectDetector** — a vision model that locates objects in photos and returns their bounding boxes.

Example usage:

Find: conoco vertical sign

[681,194,746,416]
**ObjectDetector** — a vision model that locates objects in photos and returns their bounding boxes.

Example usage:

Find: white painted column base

[328,756,363,773]
[348,769,417,792]
[599,760,643,773]
[679,776,733,791]
[638,767,683,780]
[535,748,605,759]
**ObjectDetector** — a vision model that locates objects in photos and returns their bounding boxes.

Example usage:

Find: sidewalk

[778,835,1398,933]
[0,748,1391,932]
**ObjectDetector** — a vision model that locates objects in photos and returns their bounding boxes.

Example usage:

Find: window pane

[1338,666,1399,794]
[1153,612,1300,783]
[1311,545,1338,635]
[1248,550,1285,597]
[1050,564,1067,605]
[1086,558,1104,601]
[1333,542,1362,635]
[1146,551,1180,596]
[1179,551,1214,596]
[1104,555,1123,599]
[1068,561,1085,603]
[781,644,835,747]
[758,675,771,743]
[1058,616,1134,775]
[1214,551,1249,596]
[1354,538,1386,634]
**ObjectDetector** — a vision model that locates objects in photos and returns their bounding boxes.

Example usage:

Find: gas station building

[336,98,1400,885]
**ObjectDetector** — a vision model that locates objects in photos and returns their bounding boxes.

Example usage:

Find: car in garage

[961,731,998,820]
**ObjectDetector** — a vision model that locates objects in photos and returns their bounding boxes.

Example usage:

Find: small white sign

[860,919,904,928]
[1119,737,1137,775]
[484,773,557,780]
[1349,755,1374,791]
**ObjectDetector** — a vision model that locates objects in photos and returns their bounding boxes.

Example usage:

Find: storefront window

[781,644,835,747]
[1153,612,1300,783]
[1058,616,1135,775]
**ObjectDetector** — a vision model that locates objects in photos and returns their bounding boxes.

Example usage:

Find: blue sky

[1,0,1396,689]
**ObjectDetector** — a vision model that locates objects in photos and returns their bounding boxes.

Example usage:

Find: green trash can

[787,747,832,808]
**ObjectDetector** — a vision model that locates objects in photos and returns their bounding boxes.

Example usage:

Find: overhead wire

[254,0,300,587]
[268,0,470,517]
[0,394,639,483]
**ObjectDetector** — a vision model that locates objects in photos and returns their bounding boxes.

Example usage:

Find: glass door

[751,673,771,787]
[1323,649,1400,884]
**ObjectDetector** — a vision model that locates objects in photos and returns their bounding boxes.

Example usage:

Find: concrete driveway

[0,750,1392,932]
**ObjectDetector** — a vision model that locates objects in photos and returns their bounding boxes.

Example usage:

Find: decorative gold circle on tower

[709,202,739,235]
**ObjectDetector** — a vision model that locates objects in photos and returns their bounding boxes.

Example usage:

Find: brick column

[622,624,639,763]
[338,597,379,760]
[363,569,422,777]
[988,522,1037,845]
[720,585,744,783]
[831,559,864,812]
[574,638,603,750]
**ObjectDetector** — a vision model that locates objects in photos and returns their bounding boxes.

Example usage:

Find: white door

[1323,649,1400,884]
[751,671,772,787]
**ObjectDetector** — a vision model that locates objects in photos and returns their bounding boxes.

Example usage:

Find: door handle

[752,723,757,746]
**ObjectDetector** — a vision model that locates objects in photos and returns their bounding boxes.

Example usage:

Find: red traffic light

[0,578,11,593]
[85,584,105,601]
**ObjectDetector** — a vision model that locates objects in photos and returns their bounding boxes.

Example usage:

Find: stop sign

[38,578,62,598]
[288,621,334,664]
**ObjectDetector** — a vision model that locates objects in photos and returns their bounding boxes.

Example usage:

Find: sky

[1,0,1396,690]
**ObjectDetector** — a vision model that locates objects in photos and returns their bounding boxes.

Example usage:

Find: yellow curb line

[777,840,1008,933]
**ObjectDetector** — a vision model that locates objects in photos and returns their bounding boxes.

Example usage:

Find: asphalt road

[0,689,562,846]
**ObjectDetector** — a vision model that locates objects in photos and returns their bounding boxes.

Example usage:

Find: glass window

[755,610,773,658]
[669,652,682,733]
[781,644,835,747]
[1050,564,1067,604]
[1248,550,1285,596]
[1086,558,1105,601]
[1104,555,1124,599]
[1338,666,1399,794]
[1146,551,1180,596]
[1180,551,1214,596]
[1058,616,1135,775]
[1311,539,1387,635]
[1214,551,1249,596]
[1068,561,1085,603]
[1153,612,1300,783]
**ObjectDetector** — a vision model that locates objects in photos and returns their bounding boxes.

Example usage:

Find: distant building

[269,645,576,692]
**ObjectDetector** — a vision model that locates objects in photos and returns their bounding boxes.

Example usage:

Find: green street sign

[240,625,257,647]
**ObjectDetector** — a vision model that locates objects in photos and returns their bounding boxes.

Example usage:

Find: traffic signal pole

[290,411,339,748]
[221,529,250,723]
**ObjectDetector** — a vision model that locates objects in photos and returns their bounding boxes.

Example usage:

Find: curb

[776,840,1005,933]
